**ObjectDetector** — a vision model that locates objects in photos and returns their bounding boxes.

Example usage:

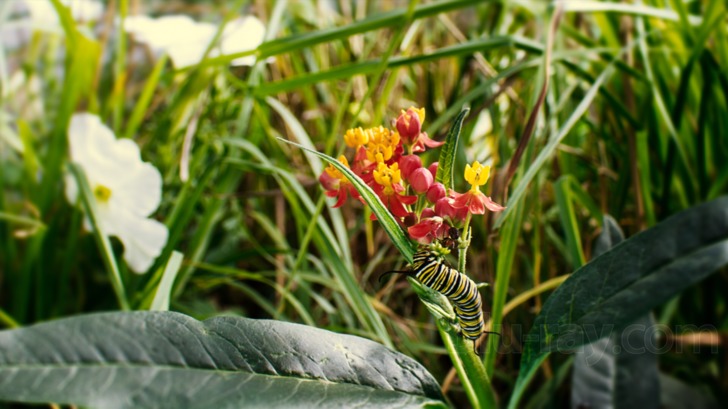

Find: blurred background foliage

[1,0,727,406]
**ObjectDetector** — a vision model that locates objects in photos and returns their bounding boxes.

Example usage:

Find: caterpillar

[411,249,485,342]
[383,247,494,352]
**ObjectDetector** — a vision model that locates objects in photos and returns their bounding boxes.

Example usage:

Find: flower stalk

[68,164,130,310]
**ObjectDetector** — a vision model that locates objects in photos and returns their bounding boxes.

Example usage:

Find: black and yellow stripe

[410,249,484,341]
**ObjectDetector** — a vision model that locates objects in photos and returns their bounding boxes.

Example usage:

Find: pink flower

[410,168,433,194]
[399,154,422,180]
[411,132,444,153]
[396,107,425,145]
[426,182,446,203]
[435,195,468,222]
[408,215,450,244]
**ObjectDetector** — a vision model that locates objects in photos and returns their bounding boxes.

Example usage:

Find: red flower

[371,162,417,219]
[408,214,450,244]
[450,161,504,215]
[375,183,417,218]
[435,195,468,222]
[319,156,360,208]
[450,189,504,215]
[396,107,424,144]
[411,132,444,153]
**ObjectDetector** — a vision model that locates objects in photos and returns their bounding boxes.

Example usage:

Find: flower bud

[428,162,438,179]
[396,107,423,144]
[398,154,422,180]
[410,168,433,194]
[426,182,446,203]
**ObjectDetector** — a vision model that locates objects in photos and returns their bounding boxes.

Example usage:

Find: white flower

[124,14,266,68]
[1,0,103,45]
[65,113,168,273]
[23,0,103,26]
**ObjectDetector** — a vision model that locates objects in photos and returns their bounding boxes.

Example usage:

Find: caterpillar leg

[473,331,502,356]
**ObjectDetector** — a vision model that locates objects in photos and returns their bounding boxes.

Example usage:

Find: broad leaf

[509,197,728,409]
[571,216,659,409]
[659,373,720,409]
[435,107,469,190]
[0,311,445,409]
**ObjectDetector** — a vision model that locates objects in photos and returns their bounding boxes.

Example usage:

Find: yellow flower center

[365,126,400,163]
[344,127,370,148]
[94,184,112,203]
[464,161,490,193]
[324,155,351,182]
[373,162,401,195]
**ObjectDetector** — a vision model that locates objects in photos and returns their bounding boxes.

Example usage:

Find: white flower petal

[125,14,267,68]
[64,172,79,205]
[112,208,169,274]
[220,17,266,66]
[24,0,103,26]
[68,113,117,170]
[125,15,216,68]
[113,161,163,217]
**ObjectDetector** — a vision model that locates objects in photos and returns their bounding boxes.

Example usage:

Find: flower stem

[69,164,131,311]
[458,213,473,273]
[437,319,497,409]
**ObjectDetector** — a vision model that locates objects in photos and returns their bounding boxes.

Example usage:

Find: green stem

[68,164,130,311]
[458,214,473,273]
[438,320,497,409]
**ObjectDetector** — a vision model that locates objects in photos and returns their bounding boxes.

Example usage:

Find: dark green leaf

[0,311,445,408]
[659,373,720,409]
[572,216,659,409]
[509,197,728,409]
[435,108,469,190]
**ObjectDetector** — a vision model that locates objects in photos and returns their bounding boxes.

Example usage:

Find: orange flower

[319,156,360,208]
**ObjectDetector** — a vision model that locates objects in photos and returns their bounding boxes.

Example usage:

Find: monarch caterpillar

[383,247,495,353]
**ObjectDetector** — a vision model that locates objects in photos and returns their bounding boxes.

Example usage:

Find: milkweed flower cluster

[319,107,504,245]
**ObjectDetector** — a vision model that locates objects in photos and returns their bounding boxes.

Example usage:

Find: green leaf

[253,36,530,96]
[554,176,586,268]
[435,107,469,190]
[0,311,445,408]
[509,196,728,409]
[276,138,415,263]
[658,373,720,409]
[571,216,659,409]
[150,251,184,311]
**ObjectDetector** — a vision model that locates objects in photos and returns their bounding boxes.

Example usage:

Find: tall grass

[1,0,726,406]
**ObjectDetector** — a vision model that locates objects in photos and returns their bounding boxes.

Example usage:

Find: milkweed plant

[314,106,504,406]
